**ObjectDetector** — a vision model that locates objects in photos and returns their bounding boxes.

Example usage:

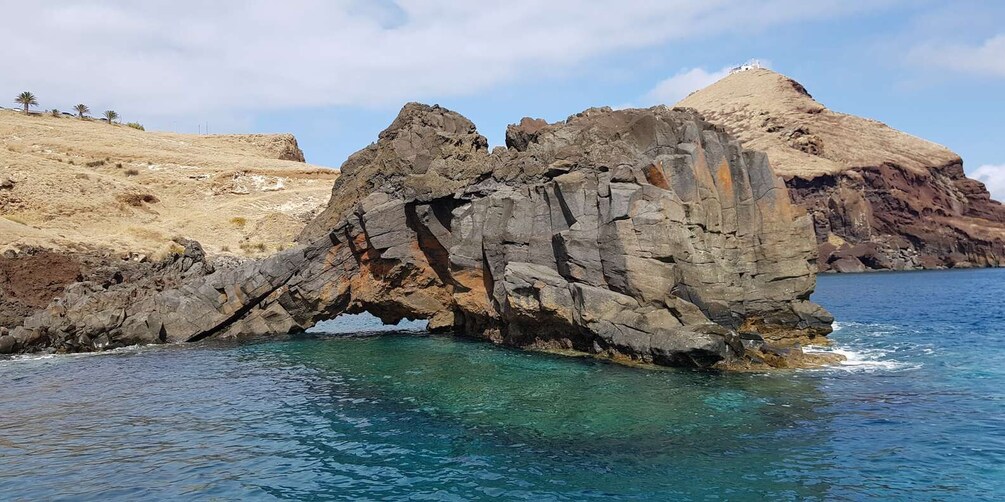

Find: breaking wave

[806,320,925,373]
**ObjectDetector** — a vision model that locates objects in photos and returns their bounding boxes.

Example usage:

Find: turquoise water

[1,270,1003,500]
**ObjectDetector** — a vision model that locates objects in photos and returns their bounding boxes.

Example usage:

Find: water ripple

[1,269,1004,499]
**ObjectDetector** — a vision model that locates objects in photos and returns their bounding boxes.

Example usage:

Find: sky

[4,0,1004,198]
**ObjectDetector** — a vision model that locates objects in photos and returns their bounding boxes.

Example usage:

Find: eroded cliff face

[4,104,834,369]
[678,68,1005,272]
[785,162,1005,271]
[230,133,307,162]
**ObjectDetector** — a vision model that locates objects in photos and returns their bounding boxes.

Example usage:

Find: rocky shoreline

[1,104,841,370]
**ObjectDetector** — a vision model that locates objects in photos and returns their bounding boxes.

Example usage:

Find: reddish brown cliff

[678,68,1005,272]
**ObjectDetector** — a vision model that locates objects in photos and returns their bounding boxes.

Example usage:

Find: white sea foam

[803,345,921,372]
[0,343,166,365]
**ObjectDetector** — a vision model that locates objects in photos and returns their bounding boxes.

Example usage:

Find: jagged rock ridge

[678,68,1005,272]
[5,104,834,369]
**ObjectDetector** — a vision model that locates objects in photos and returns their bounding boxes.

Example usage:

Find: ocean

[1,269,1003,500]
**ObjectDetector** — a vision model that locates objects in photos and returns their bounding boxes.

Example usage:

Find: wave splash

[807,321,924,372]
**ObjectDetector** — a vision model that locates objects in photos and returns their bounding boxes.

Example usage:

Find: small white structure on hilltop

[728,59,764,74]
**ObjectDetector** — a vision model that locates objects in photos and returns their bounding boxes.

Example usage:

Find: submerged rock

[11,104,834,369]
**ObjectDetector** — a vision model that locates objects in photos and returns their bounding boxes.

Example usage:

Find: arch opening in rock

[307,312,428,336]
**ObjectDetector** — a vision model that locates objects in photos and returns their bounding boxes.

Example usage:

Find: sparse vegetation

[118,193,159,206]
[239,242,268,254]
[103,110,119,124]
[126,122,145,131]
[230,217,247,227]
[0,109,338,258]
[151,243,184,262]
[221,245,230,252]
[15,92,38,114]
[50,109,60,117]
[74,104,90,119]
[167,242,186,256]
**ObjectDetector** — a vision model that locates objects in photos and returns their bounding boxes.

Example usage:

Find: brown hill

[0,109,337,258]
[678,68,1005,271]
[0,109,337,328]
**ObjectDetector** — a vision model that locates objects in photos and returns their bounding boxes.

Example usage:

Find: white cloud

[909,34,1005,77]
[646,67,732,104]
[0,1,882,128]
[971,164,1005,202]
[643,59,771,105]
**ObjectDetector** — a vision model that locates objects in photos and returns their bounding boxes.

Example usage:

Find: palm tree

[14,91,38,114]
[74,104,89,119]
[103,110,119,124]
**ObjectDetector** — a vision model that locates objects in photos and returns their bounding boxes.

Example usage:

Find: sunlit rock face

[9,104,833,369]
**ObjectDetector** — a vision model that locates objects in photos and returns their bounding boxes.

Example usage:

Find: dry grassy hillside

[0,109,338,257]
[677,68,960,177]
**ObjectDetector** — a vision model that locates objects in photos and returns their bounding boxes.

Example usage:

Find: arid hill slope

[0,109,337,258]
[678,68,1005,272]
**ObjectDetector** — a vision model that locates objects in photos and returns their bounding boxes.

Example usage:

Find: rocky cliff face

[3,104,835,369]
[227,133,307,162]
[678,68,1005,272]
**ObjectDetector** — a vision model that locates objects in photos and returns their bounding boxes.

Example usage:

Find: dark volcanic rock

[10,239,216,354]
[788,162,1005,272]
[0,334,14,354]
[11,104,833,369]
[0,247,180,330]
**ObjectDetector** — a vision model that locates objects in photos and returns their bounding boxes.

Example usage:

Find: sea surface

[1,269,1003,500]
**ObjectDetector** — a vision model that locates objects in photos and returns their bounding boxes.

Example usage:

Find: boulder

[0,335,15,354]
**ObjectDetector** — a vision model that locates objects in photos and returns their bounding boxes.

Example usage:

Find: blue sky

[5,1,1004,197]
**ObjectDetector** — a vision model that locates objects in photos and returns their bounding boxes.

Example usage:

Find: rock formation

[3,104,835,369]
[678,68,1005,272]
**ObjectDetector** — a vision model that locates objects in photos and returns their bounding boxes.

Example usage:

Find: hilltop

[678,68,1005,272]
[0,108,337,257]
